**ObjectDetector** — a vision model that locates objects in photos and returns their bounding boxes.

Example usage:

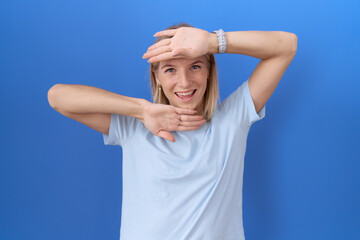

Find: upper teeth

[177,90,194,96]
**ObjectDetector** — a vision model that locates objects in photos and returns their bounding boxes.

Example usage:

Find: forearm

[47,84,149,119]
[209,30,297,60]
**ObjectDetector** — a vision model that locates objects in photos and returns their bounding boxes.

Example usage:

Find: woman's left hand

[142,27,214,63]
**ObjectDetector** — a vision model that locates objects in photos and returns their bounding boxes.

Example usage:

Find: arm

[47,84,148,135]
[143,28,298,114]
[209,30,298,113]
[47,84,205,141]
[48,84,148,119]
[209,30,297,58]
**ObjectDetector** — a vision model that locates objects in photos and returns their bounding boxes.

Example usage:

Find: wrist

[208,32,219,54]
[138,99,151,123]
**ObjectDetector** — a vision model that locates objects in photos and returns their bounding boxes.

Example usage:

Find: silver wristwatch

[212,28,227,53]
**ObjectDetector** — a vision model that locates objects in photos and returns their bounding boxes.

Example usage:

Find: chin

[172,101,196,109]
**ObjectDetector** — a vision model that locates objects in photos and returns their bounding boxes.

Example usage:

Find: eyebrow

[161,60,205,70]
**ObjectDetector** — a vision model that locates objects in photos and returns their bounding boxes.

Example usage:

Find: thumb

[157,130,175,142]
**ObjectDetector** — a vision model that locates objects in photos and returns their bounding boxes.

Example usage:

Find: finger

[154,29,177,37]
[179,115,205,121]
[179,119,206,127]
[148,52,178,63]
[171,48,188,57]
[147,38,171,51]
[176,125,203,131]
[143,45,172,59]
[157,130,175,142]
[174,108,197,115]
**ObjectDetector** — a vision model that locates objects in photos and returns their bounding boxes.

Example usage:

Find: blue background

[1,0,359,239]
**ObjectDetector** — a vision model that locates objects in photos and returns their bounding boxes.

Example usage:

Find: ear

[154,72,161,85]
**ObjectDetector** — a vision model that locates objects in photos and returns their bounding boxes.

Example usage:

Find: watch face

[213,29,224,36]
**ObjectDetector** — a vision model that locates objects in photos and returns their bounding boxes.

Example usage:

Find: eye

[165,68,175,73]
[191,65,201,70]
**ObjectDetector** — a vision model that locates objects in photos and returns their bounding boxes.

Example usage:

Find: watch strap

[212,28,227,53]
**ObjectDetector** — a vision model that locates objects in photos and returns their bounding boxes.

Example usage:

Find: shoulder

[212,79,265,128]
[216,81,247,115]
[104,113,146,146]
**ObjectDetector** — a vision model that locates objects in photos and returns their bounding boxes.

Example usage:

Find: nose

[178,70,192,88]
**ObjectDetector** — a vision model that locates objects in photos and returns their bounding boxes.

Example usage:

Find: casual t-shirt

[103,78,266,240]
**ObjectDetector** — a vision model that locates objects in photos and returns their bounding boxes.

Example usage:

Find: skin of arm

[48,84,149,121]
[143,28,298,114]
[48,84,205,141]
[209,30,298,113]
[208,30,298,59]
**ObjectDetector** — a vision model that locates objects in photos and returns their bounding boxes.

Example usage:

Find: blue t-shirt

[103,78,266,240]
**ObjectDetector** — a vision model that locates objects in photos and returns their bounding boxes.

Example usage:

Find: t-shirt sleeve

[218,78,266,128]
[102,113,139,146]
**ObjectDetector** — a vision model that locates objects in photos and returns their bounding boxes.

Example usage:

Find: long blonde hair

[149,23,220,121]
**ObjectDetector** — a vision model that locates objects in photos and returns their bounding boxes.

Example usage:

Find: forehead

[159,56,206,68]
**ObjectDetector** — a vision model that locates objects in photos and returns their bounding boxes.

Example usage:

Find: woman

[48,23,297,239]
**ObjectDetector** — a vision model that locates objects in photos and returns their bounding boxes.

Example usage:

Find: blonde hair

[149,23,220,121]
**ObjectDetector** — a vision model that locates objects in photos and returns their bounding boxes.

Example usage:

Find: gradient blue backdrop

[1,0,359,239]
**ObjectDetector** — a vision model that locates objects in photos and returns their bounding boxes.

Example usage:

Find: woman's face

[154,56,209,113]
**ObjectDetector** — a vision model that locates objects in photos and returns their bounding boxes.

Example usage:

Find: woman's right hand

[140,102,206,142]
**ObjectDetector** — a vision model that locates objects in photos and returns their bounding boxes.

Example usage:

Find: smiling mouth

[175,89,196,96]
[175,89,197,101]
